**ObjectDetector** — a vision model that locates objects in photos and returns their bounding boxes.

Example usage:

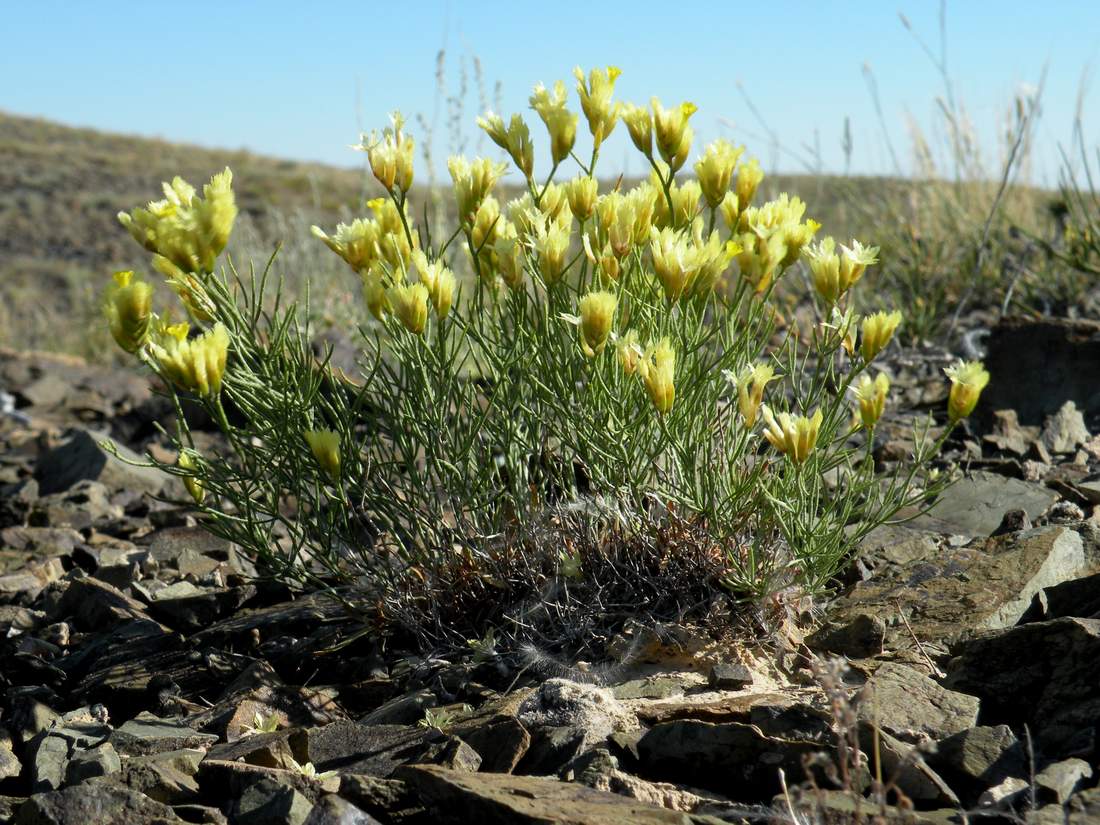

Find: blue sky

[4,1,1098,184]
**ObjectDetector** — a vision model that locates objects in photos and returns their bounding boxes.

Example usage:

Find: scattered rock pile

[2,327,1100,824]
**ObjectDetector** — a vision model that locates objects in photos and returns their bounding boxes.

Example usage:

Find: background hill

[0,110,1064,358]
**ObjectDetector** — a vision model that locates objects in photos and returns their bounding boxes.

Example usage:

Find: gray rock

[34,429,165,497]
[1035,757,1093,804]
[0,731,21,780]
[983,316,1100,425]
[359,690,436,726]
[928,725,1025,806]
[943,617,1100,758]
[205,729,301,770]
[708,663,753,690]
[856,723,958,806]
[234,776,314,825]
[30,733,70,792]
[636,719,818,799]
[610,675,686,700]
[110,712,217,757]
[303,795,381,825]
[13,782,184,824]
[1041,401,1090,454]
[978,775,1030,809]
[810,526,1087,658]
[291,722,440,777]
[856,662,979,743]
[64,742,120,784]
[113,748,204,804]
[338,774,423,824]
[915,472,1059,537]
[396,763,722,824]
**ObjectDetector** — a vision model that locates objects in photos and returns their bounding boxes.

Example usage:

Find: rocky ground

[2,317,1100,824]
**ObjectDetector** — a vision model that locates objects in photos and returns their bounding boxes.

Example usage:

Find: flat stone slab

[809,526,1086,658]
[911,472,1058,538]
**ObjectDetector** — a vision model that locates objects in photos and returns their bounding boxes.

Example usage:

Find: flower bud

[477,112,535,180]
[854,372,890,429]
[177,449,205,505]
[944,360,990,422]
[565,176,599,223]
[577,290,617,356]
[104,270,153,354]
[449,157,507,228]
[695,140,744,209]
[573,66,622,151]
[735,363,777,428]
[360,112,415,193]
[806,237,878,305]
[621,103,653,156]
[304,429,341,482]
[616,330,643,374]
[412,251,456,319]
[734,158,764,210]
[149,322,230,397]
[532,214,571,285]
[388,283,430,334]
[652,98,698,173]
[761,406,823,464]
[530,81,578,165]
[493,222,526,289]
[639,338,676,414]
[860,310,902,361]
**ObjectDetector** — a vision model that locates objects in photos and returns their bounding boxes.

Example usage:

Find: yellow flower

[582,234,620,282]
[734,363,777,428]
[565,176,599,223]
[149,322,230,397]
[577,291,617,356]
[538,182,571,223]
[304,429,341,482]
[944,360,990,422]
[360,111,415,193]
[761,406,823,464]
[734,158,764,210]
[118,168,237,274]
[530,81,578,165]
[362,264,390,320]
[719,192,741,231]
[650,226,702,301]
[860,310,902,361]
[493,222,526,289]
[652,98,698,173]
[177,449,205,505]
[616,330,643,374]
[854,372,890,429]
[449,157,508,228]
[806,237,879,305]
[476,112,535,180]
[471,195,501,254]
[532,213,572,285]
[695,140,745,209]
[652,177,701,229]
[411,251,456,319]
[388,283,430,334]
[313,198,415,273]
[573,66,622,151]
[104,270,153,354]
[152,255,216,323]
[620,103,653,156]
[639,338,676,414]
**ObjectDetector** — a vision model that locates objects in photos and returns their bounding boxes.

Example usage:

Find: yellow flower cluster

[311,197,416,275]
[118,168,237,275]
[147,321,230,397]
[104,270,153,354]
[360,111,415,194]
